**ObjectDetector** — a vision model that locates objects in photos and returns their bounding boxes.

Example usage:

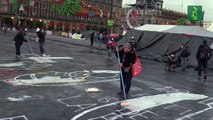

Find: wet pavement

[0,30,213,120]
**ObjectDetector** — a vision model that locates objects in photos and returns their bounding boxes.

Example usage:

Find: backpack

[184,47,191,57]
[200,45,211,60]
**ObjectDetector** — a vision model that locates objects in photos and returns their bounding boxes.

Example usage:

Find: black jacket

[196,44,211,60]
[90,32,94,39]
[36,31,45,42]
[13,30,27,45]
[180,47,190,57]
[116,49,136,73]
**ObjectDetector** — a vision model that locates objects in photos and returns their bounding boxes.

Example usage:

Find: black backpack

[184,47,191,57]
[200,45,211,60]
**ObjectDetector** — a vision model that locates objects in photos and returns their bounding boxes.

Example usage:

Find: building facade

[203,21,212,29]
[0,0,122,32]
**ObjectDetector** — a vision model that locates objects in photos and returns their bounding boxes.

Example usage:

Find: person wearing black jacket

[196,40,212,80]
[116,43,136,97]
[180,44,190,71]
[13,28,27,59]
[36,28,47,57]
[90,31,94,46]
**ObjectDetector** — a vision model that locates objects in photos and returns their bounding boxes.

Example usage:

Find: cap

[36,28,40,32]
[123,43,132,49]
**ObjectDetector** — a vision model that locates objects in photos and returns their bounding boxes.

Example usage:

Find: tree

[50,0,82,16]
[2,17,13,27]
[177,18,187,25]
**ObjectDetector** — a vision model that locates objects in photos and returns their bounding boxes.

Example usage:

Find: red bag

[132,57,142,77]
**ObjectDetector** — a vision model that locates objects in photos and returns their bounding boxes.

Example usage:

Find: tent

[118,24,213,68]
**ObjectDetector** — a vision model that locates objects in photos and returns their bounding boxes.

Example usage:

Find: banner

[188,6,203,21]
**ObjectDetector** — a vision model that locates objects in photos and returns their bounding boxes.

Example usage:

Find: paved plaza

[0,30,213,120]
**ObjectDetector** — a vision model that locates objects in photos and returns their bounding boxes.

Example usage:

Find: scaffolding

[126,0,163,29]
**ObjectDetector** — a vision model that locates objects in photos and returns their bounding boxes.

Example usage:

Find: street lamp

[15,13,21,27]
[14,4,24,28]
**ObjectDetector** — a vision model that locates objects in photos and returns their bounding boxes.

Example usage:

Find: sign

[107,20,114,26]
[188,6,203,20]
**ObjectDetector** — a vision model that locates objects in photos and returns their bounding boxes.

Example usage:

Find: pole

[116,46,127,100]
[26,35,34,55]
[15,13,21,28]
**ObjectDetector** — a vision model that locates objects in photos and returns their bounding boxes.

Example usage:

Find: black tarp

[117,28,213,68]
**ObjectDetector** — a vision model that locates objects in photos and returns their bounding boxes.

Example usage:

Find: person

[3,26,7,33]
[116,43,136,98]
[97,33,103,51]
[180,44,191,71]
[90,31,94,46]
[196,40,212,81]
[165,52,177,71]
[106,37,116,60]
[129,36,137,51]
[13,28,28,60]
[36,28,47,57]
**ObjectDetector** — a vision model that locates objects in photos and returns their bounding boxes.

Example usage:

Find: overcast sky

[122,0,213,22]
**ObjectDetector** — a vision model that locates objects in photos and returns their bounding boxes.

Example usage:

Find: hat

[36,28,40,32]
[123,43,132,49]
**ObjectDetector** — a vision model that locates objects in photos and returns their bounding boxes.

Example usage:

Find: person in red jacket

[106,37,116,60]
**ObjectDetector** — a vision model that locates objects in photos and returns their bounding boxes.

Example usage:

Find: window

[41,10,46,17]
[0,4,9,13]
[41,2,46,9]
[31,8,38,17]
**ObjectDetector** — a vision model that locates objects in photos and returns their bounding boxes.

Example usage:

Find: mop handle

[26,35,34,55]
[116,46,126,100]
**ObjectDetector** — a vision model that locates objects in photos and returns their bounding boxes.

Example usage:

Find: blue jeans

[180,57,188,70]
[39,42,45,54]
[97,40,102,50]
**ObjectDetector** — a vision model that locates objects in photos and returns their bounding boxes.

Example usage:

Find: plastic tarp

[207,23,213,32]
[117,24,213,68]
[135,24,175,32]
[135,24,213,38]
[164,26,213,38]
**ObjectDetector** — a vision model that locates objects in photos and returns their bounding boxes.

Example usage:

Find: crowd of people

[9,28,213,99]
[89,31,212,98]
[165,40,212,81]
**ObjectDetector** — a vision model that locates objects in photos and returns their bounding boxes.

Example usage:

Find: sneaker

[15,55,20,61]
[20,54,25,57]
[42,54,49,57]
